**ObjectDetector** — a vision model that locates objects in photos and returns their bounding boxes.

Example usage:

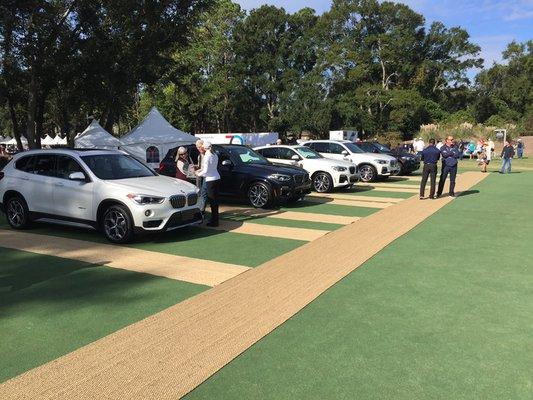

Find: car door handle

[20,176,30,181]
[55,182,64,187]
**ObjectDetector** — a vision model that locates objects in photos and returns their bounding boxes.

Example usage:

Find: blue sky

[235,0,533,75]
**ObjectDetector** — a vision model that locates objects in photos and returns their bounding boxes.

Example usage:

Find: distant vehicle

[161,144,312,208]
[254,145,358,193]
[356,142,420,175]
[0,149,202,243]
[302,140,400,182]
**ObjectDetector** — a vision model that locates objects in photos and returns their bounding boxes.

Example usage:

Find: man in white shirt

[195,141,221,227]
[414,137,425,155]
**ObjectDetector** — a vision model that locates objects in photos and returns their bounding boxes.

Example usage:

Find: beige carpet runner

[0,231,249,287]
[0,172,487,400]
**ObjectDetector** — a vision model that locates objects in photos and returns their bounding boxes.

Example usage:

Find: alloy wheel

[7,199,25,227]
[313,173,330,192]
[359,166,375,182]
[104,210,128,241]
[249,184,269,208]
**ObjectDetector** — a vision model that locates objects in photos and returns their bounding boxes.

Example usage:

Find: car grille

[349,166,355,174]
[294,174,306,184]
[170,195,186,208]
[187,193,198,206]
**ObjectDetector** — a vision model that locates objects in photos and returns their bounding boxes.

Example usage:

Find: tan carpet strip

[0,172,487,400]
[0,231,249,287]
[355,184,419,193]
[307,193,403,203]
[304,196,391,208]
[362,182,420,190]
[219,205,360,225]
[203,220,329,241]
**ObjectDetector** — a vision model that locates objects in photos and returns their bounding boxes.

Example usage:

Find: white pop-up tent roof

[41,135,55,146]
[75,120,121,150]
[120,107,196,167]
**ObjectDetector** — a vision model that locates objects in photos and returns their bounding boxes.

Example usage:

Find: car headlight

[376,159,388,164]
[331,166,347,172]
[127,193,166,205]
[401,156,410,161]
[268,173,292,182]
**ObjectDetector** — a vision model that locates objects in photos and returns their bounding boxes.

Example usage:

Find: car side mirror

[373,149,379,153]
[69,172,86,181]
[221,159,233,167]
[341,150,349,156]
[291,154,300,161]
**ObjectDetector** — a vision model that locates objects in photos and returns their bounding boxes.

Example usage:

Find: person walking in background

[437,136,461,198]
[194,139,207,207]
[195,141,220,227]
[419,139,440,199]
[516,139,524,158]
[488,138,495,159]
[500,140,515,174]
[478,141,489,173]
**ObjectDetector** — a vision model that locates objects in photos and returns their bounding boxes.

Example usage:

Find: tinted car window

[296,147,322,159]
[343,142,364,153]
[328,143,345,154]
[358,142,378,152]
[56,155,85,179]
[257,147,279,159]
[226,147,269,165]
[15,156,35,172]
[278,148,298,160]
[309,142,329,153]
[32,155,56,176]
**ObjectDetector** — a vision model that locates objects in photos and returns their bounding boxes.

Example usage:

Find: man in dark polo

[419,138,440,199]
[437,135,461,198]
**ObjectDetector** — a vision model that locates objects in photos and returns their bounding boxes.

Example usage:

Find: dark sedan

[160,144,312,208]
[357,141,420,175]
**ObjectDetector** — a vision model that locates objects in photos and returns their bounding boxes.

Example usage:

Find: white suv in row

[303,140,400,182]
[0,149,202,243]
[254,145,358,192]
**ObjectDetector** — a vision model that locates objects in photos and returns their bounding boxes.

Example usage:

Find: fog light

[145,210,152,217]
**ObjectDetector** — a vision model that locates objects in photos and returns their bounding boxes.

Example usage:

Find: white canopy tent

[120,107,196,168]
[75,120,121,150]
[41,135,55,146]
[5,137,28,146]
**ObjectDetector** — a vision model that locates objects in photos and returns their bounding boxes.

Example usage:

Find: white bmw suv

[254,145,358,192]
[303,140,400,182]
[0,149,202,243]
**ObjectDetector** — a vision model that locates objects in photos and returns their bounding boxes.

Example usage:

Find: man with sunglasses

[436,135,461,198]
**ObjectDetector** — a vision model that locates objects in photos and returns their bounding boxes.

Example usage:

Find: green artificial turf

[345,188,415,198]
[220,213,344,232]
[185,171,533,400]
[281,201,379,217]
[0,248,206,383]
[0,221,305,268]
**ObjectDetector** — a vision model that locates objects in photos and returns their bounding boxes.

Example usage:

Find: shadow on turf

[457,189,480,197]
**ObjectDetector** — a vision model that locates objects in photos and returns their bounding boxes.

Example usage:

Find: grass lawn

[185,171,533,400]
[0,248,207,383]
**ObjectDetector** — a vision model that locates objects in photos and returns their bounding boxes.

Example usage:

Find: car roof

[304,140,351,143]
[12,148,124,159]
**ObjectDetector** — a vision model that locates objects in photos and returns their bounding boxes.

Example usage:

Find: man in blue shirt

[419,138,440,199]
[436,135,461,197]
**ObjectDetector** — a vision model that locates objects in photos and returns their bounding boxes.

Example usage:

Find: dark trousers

[206,180,219,223]
[437,165,457,196]
[419,163,437,197]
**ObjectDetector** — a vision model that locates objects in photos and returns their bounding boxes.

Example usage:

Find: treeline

[1,0,531,150]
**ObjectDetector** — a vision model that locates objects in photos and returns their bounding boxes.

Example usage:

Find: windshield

[357,142,379,153]
[373,142,391,152]
[344,142,364,153]
[228,147,269,165]
[82,154,156,180]
[296,146,322,159]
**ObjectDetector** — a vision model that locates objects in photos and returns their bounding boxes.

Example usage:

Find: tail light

[158,162,165,173]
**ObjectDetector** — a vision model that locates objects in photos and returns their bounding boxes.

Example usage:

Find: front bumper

[129,197,203,232]
[275,181,312,200]
[334,172,359,187]
[379,165,401,176]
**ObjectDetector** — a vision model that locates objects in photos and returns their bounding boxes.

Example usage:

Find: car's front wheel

[359,165,377,182]
[312,172,333,193]
[102,205,134,244]
[248,182,273,208]
[5,196,30,229]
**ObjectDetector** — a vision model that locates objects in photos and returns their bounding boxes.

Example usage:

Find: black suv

[160,144,312,208]
[357,142,420,175]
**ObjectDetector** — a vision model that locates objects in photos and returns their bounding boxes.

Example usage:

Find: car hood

[105,175,198,196]
[246,163,306,175]
[308,158,355,168]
